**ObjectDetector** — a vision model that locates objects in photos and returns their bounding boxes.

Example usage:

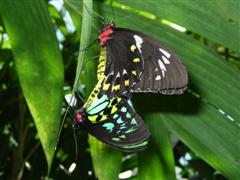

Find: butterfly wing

[98,34,144,98]
[99,27,188,98]
[126,28,188,94]
[81,95,150,152]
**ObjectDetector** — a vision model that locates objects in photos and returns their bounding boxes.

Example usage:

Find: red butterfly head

[74,110,86,124]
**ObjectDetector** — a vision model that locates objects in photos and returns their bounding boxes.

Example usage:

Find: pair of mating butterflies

[73,21,188,152]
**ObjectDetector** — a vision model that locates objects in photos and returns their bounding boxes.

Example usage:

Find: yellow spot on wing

[111,106,118,114]
[103,83,110,90]
[88,115,107,122]
[124,80,129,86]
[132,70,137,76]
[101,115,107,121]
[131,44,136,52]
[133,58,140,62]
[112,84,120,91]
[88,115,97,122]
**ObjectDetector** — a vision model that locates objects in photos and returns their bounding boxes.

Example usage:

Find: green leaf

[114,0,240,52]
[73,0,93,89]
[101,3,240,179]
[89,136,122,180]
[163,101,240,179]
[138,114,176,180]
[0,0,64,171]
[64,0,82,36]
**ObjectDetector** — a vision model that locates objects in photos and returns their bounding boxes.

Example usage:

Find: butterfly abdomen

[97,47,107,81]
[84,48,108,109]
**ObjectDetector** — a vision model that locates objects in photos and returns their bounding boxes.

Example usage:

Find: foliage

[0,0,239,179]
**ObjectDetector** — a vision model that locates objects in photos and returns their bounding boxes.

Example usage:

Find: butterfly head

[99,20,115,45]
[74,108,86,124]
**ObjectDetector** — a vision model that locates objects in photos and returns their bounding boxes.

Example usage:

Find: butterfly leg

[72,122,81,129]
[75,90,86,103]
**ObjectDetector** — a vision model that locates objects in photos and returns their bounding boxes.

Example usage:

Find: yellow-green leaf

[0,0,64,171]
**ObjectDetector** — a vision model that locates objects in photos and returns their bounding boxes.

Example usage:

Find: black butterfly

[97,21,188,98]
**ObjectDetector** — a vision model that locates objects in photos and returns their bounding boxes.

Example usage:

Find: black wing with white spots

[99,27,188,98]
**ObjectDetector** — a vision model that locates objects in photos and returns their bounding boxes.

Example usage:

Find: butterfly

[72,48,150,152]
[73,94,150,152]
[71,21,188,152]
[97,21,188,98]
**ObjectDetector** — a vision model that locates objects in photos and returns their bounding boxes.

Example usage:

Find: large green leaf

[115,0,240,52]
[0,0,64,171]
[138,115,176,180]
[89,136,122,180]
[100,3,240,179]
[134,91,240,179]
[164,101,240,179]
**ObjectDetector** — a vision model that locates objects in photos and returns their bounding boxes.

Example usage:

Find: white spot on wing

[158,60,167,71]
[123,69,127,75]
[162,70,165,77]
[65,94,77,107]
[133,35,143,53]
[158,59,167,77]
[155,75,161,80]
[107,71,113,77]
[159,48,171,58]
[106,72,114,81]
[116,72,120,78]
[162,56,170,64]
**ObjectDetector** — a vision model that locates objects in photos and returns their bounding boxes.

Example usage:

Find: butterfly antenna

[82,0,105,25]
[110,1,116,21]
[81,38,98,52]
[88,54,100,60]
[116,11,140,22]
[74,39,98,58]
[55,104,71,151]
[76,90,86,103]
[55,59,86,151]
[73,127,79,161]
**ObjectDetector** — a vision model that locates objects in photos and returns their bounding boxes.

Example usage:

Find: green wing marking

[81,94,151,152]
